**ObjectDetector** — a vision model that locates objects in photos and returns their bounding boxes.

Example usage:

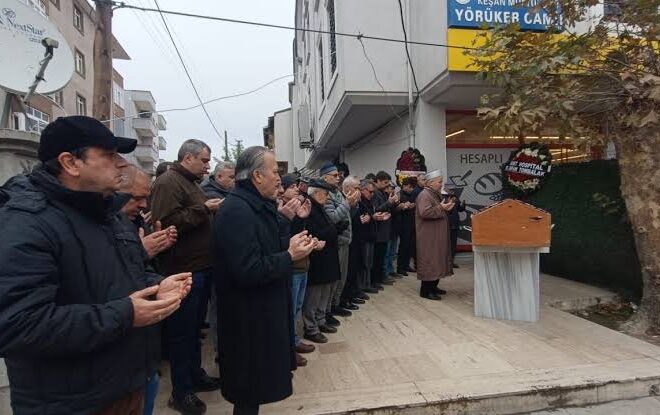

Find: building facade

[118,88,167,175]
[10,0,130,132]
[265,0,618,238]
[273,0,613,176]
[265,0,616,249]
[4,1,167,177]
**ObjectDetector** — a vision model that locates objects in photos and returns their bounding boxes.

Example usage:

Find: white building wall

[274,109,293,167]
[343,116,411,179]
[290,92,310,170]
[409,0,449,87]
[338,0,409,94]
[296,0,416,148]
[413,101,447,177]
[340,101,447,179]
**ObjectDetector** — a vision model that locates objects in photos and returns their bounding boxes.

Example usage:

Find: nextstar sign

[448,0,559,31]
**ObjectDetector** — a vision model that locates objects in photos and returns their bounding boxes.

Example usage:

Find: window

[50,0,59,10]
[75,49,85,77]
[12,113,24,131]
[113,119,125,137]
[76,94,87,116]
[25,106,50,133]
[28,0,47,17]
[50,91,63,106]
[318,40,325,101]
[73,5,83,33]
[113,82,124,109]
[327,0,337,75]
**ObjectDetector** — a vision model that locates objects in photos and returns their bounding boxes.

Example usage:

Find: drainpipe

[405,0,416,149]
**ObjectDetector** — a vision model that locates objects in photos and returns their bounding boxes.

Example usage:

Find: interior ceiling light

[446,129,466,139]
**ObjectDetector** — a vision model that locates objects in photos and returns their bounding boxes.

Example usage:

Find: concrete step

[527,396,660,415]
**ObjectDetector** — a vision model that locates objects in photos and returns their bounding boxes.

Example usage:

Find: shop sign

[448,0,560,32]
[446,146,514,245]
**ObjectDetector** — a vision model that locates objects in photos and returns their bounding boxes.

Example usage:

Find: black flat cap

[308,178,334,192]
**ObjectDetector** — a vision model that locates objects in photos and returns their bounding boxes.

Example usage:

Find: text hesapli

[460,153,505,164]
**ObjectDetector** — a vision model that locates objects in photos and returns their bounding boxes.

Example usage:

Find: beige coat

[415,188,454,281]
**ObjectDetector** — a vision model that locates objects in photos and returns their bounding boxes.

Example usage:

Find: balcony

[134,144,157,163]
[140,161,156,175]
[133,116,157,138]
[130,90,156,113]
[156,114,167,131]
[158,136,167,151]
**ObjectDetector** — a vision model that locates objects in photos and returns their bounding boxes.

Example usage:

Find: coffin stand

[471,199,551,322]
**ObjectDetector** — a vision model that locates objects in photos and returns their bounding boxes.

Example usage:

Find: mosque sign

[448,0,561,32]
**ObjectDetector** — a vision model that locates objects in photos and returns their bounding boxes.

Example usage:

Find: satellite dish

[0,0,74,95]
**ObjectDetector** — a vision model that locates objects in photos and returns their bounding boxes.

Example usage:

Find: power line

[357,37,409,131]
[105,1,482,51]
[131,0,179,67]
[152,0,223,140]
[154,1,204,86]
[397,0,421,109]
[100,73,294,124]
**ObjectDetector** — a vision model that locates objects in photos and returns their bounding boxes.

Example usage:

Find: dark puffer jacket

[201,175,232,200]
[304,199,340,286]
[0,168,161,415]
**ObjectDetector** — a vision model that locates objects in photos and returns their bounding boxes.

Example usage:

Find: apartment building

[262,0,622,252]
[271,0,615,200]
[11,0,130,133]
[7,1,167,175]
[120,89,167,175]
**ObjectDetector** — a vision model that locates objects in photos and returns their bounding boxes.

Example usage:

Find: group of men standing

[277,163,465,366]
[0,115,465,415]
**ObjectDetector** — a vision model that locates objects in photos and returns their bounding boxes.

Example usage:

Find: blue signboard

[448,0,558,31]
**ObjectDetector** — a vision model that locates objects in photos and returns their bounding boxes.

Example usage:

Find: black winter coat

[0,169,161,415]
[201,176,232,200]
[212,181,295,406]
[373,188,395,242]
[442,194,466,230]
[347,206,364,285]
[305,199,340,286]
[355,197,377,243]
[396,190,416,236]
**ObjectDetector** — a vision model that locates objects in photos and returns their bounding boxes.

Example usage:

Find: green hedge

[529,160,643,300]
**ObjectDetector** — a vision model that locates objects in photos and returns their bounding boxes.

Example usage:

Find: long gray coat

[415,188,454,281]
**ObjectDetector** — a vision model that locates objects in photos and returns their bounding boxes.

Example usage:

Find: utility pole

[93,1,113,121]
[223,130,232,162]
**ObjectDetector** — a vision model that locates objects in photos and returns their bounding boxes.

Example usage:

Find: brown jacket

[293,257,310,273]
[150,163,212,274]
[415,188,454,281]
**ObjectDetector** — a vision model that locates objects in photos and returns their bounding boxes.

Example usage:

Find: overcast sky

[112,0,295,162]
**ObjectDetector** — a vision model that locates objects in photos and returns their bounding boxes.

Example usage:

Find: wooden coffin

[471,199,551,248]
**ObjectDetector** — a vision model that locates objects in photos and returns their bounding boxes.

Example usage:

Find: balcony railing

[156,114,167,131]
[133,116,157,138]
[130,90,156,113]
[134,145,157,163]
